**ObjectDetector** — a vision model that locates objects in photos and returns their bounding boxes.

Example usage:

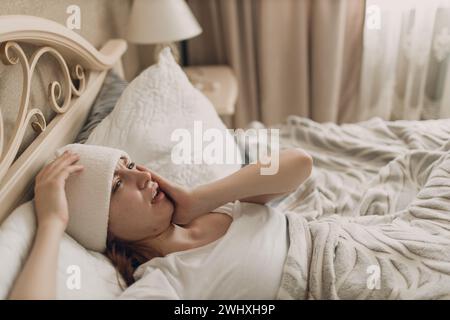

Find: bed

[269,116,450,299]
[0,15,128,299]
[0,14,241,299]
[1,15,450,300]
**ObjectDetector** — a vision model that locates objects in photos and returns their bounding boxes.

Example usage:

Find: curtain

[359,0,450,121]
[186,0,365,128]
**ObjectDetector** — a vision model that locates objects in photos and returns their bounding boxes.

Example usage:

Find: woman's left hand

[136,165,207,225]
[34,150,84,231]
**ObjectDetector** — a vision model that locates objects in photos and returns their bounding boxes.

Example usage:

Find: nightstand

[183,65,238,126]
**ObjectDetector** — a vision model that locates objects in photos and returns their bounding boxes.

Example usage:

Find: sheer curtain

[186,0,365,128]
[359,0,450,121]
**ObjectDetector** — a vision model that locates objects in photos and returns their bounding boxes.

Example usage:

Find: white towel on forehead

[55,144,129,252]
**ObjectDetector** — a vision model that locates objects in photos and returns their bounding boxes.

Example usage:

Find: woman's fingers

[52,152,80,171]
[40,151,75,175]
[151,172,171,189]
[136,164,173,189]
[37,151,83,185]
[49,162,84,184]
[61,164,84,177]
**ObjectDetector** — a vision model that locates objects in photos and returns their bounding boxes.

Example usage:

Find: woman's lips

[152,189,165,203]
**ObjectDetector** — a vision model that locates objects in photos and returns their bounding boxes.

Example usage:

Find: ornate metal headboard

[0,15,127,223]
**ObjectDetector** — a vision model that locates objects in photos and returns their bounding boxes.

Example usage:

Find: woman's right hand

[136,165,208,225]
[34,150,84,231]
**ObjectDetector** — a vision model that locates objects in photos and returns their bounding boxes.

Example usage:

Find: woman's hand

[136,165,207,225]
[34,150,84,232]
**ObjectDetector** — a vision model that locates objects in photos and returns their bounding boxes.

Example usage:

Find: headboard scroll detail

[0,15,127,224]
[0,40,87,184]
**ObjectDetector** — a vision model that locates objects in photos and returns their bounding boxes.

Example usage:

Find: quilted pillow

[86,48,242,187]
[0,201,123,300]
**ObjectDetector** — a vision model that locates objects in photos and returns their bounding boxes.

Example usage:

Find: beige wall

[0,0,155,156]
[0,0,145,79]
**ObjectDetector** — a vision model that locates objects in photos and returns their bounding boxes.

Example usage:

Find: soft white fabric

[270,116,450,299]
[0,201,123,300]
[56,144,129,252]
[119,201,289,299]
[86,47,242,188]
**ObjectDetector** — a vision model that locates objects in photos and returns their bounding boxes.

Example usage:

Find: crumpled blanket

[271,116,450,299]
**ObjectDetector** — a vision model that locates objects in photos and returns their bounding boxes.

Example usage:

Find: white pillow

[86,48,242,187]
[0,201,123,300]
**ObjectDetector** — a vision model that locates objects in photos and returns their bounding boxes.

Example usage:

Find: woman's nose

[136,170,152,189]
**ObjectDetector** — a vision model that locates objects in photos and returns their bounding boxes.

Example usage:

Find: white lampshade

[126,0,203,44]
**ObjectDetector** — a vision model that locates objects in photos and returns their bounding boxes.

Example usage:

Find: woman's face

[108,157,174,242]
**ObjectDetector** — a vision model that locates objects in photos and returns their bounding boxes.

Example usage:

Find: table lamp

[126,0,202,63]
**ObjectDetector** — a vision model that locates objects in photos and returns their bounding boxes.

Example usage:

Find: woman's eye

[112,180,122,193]
[127,162,135,169]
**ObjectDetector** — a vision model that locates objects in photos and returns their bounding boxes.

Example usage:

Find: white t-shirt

[119,200,289,299]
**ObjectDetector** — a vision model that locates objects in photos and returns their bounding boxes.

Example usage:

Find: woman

[8,143,312,299]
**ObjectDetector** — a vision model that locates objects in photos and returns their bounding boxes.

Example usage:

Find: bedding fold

[274,116,450,299]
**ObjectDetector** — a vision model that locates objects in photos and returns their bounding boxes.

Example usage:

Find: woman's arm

[196,149,312,209]
[8,151,83,300]
[8,221,65,299]
[150,149,312,225]
[230,149,313,204]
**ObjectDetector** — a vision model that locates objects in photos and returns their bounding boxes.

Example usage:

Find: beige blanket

[271,116,450,299]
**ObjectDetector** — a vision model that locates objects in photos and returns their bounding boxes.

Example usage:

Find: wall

[0,0,146,79]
